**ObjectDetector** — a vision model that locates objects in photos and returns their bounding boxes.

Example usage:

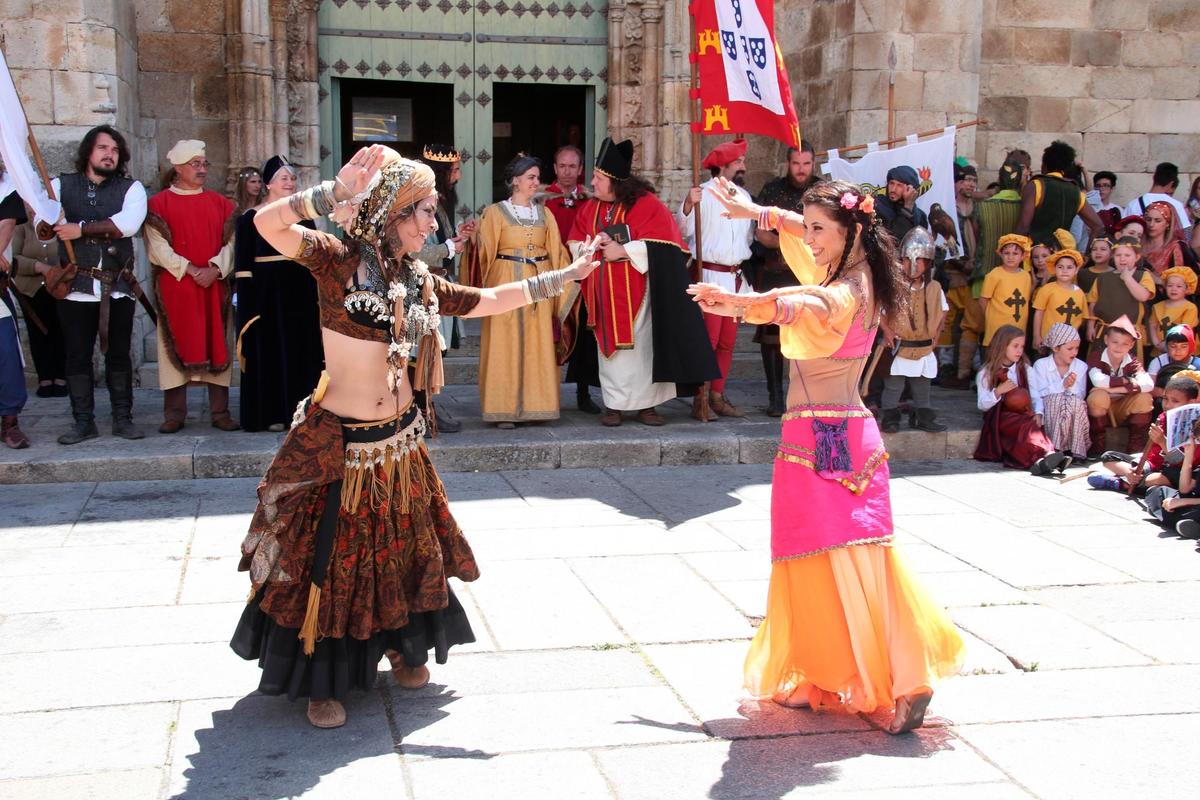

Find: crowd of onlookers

[5,122,1200,515]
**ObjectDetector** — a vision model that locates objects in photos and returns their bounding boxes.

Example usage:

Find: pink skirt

[771,407,893,561]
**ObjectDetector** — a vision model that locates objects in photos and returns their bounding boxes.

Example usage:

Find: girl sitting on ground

[973,324,1062,472]
[1029,323,1089,466]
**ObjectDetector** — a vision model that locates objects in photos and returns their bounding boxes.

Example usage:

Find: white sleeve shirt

[677,178,754,294]
[1029,356,1088,415]
[52,177,148,303]
[1088,349,1154,393]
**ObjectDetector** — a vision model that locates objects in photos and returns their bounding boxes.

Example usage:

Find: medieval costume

[9,221,65,396]
[416,144,466,356]
[735,202,962,725]
[875,165,929,242]
[1032,249,1089,343]
[980,234,1035,346]
[750,172,810,415]
[567,138,719,423]
[881,227,948,433]
[969,163,1024,376]
[43,165,148,444]
[1022,171,1086,249]
[1149,266,1199,356]
[234,156,324,432]
[1086,315,1155,458]
[1085,260,1155,360]
[1030,324,1090,460]
[475,176,574,424]
[232,154,494,713]
[144,140,238,432]
[941,163,982,389]
[974,358,1056,469]
[547,177,602,411]
[0,187,30,448]
[1140,201,1197,277]
[678,138,755,419]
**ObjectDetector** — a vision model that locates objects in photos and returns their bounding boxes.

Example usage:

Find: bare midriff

[316,327,413,421]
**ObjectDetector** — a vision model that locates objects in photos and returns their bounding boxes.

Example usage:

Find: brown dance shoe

[211,416,242,432]
[306,699,347,729]
[691,392,717,422]
[636,407,665,426]
[386,650,431,689]
[158,419,185,434]
[709,392,746,418]
[600,409,623,427]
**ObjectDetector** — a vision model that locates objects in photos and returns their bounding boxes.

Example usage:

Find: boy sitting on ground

[1090,373,1200,493]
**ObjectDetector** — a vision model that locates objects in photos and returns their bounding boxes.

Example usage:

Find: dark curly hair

[800,180,905,321]
[1040,140,1077,176]
[611,174,657,209]
[75,125,131,177]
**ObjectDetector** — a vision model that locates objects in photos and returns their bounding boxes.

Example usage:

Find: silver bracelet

[523,269,569,304]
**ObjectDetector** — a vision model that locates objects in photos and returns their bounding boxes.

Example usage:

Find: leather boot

[431,402,461,433]
[1087,415,1109,459]
[1,416,30,449]
[106,371,144,440]
[691,387,716,422]
[58,374,99,445]
[576,385,602,414]
[943,338,978,389]
[913,407,948,433]
[709,392,746,417]
[1126,412,1153,455]
[880,408,902,434]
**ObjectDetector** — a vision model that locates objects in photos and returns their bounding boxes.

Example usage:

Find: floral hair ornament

[838,191,875,216]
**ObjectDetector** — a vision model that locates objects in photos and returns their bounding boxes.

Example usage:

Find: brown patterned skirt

[231,405,479,700]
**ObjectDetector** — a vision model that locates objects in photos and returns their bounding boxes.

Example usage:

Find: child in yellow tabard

[980,234,1034,346]
[1149,266,1200,356]
[1032,249,1089,351]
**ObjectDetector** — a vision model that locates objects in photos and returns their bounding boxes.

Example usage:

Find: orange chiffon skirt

[744,543,964,714]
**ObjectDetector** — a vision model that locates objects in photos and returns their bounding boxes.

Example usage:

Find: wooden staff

[17,100,76,265]
[816,119,989,161]
[886,43,897,149]
[689,7,712,422]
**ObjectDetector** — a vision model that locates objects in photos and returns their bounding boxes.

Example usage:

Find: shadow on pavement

[171,678,476,798]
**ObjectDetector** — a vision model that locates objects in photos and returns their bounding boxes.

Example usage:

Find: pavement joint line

[456,583,501,652]
[584,748,622,800]
[172,496,204,606]
[947,727,1074,800]
[377,681,418,800]
[674,551,760,626]
[561,557,638,649]
[159,700,182,800]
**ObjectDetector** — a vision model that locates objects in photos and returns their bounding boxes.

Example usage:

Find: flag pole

[815,118,988,161]
[689,8,704,276]
[886,42,897,150]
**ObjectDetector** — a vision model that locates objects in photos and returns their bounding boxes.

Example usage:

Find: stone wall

[133,0,230,188]
[2,0,140,175]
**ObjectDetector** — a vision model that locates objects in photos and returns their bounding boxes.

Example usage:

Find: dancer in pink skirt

[689,179,964,734]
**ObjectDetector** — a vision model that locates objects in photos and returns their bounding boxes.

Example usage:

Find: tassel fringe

[298,583,322,656]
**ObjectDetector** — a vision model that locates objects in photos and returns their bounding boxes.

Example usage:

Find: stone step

[443,350,766,386]
[0,381,1014,484]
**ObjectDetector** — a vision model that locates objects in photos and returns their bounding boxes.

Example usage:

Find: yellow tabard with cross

[981,267,1033,346]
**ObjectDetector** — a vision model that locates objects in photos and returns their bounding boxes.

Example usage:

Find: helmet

[899,225,936,264]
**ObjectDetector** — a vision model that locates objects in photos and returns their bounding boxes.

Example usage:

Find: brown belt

[702,263,740,273]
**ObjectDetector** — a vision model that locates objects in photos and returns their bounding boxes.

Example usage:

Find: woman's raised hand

[335,145,386,201]
[687,282,772,309]
[567,236,601,282]
[707,176,760,220]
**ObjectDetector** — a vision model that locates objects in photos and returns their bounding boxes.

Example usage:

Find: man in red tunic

[567,137,718,426]
[546,144,601,413]
[144,140,239,432]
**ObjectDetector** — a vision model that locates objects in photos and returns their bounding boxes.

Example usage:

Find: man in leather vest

[40,125,148,444]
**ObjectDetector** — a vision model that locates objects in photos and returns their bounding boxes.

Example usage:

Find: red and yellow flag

[689,0,801,147]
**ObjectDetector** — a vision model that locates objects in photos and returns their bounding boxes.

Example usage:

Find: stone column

[285,0,322,187]
[225,0,276,193]
[640,0,663,176]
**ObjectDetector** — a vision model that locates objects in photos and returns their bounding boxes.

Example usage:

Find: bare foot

[771,685,811,709]
[306,699,346,728]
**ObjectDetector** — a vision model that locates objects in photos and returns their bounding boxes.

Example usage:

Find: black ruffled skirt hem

[230,587,475,701]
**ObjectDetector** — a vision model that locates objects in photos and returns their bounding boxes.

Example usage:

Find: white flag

[0,48,61,225]
[823,130,960,245]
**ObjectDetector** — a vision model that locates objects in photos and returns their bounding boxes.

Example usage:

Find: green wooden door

[318,0,608,221]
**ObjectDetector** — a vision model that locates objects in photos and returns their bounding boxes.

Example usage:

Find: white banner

[715,0,784,114]
[823,129,960,246]
[0,49,61,226]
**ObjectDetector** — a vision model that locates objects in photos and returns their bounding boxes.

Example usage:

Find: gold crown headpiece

[422,145,460,163]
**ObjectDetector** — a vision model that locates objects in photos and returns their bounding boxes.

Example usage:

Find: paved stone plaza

[1,461,1198,799]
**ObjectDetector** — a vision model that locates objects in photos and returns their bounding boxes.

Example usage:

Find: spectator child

[1149,325,1200,400]
[880,227,948,433]
[1149,267,1199,355]
[980,234,1034,348]
[1160,430,1200,539]
[1091,373,1200,493]
[1085,236,1155,359]
[1030,323,1090,464]
[1030,242,1052,287]
[1077,236,1113,295]
[973,324,1058,469]
[1032,249,1088,350]
[1086,315,1155,458]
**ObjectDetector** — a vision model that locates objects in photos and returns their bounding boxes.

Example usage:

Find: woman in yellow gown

[475,155,574,428]
[692,179,964,734]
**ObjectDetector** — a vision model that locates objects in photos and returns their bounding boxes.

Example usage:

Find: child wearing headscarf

[1029,323,1090,464]
[1148,324,1200,399]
